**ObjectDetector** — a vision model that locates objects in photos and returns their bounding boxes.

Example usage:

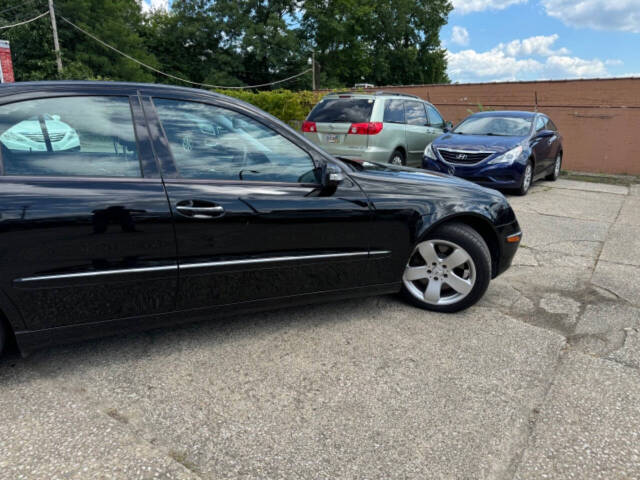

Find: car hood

[342,158,503,199]
[433,133,526,154]
[341,159,514,225]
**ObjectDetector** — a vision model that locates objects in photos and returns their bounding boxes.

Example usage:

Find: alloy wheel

[403,239,476,306]
[522,164,532,191]
[391,155,403,166]
[554,155,561,177]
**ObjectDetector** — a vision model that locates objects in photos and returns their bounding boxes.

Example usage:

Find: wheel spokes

[418,241,439,265]
[442,248,471,269]
[424,279,442,303]
[443,272,473,295]
[404,266,428,281]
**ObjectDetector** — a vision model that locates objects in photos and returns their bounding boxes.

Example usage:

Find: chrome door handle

[176,205,224,213]
[175,202,225,219]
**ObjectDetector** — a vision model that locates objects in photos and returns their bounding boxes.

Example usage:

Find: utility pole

[48,0,63,74]
[311,51,316,91]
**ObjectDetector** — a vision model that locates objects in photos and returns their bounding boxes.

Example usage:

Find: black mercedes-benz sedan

[0,81,521,356]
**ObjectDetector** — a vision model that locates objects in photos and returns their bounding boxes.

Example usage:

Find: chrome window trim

[14,251,391,283]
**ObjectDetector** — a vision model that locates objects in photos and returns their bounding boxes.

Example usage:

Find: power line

[58,14,313,90]
[0,10,48,30]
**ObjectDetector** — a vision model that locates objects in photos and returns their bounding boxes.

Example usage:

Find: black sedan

[0,81,521,356]
[423,111,563,195]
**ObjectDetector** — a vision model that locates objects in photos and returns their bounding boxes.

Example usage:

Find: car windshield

[307,98,374,123]
[453,115,532,136]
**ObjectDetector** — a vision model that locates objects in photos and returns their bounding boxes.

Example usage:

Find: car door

[0,91,177,331]
[403,101,430,167]
[544,116,562,160]
[531,115,552,175]
[142,94,374,314]
[426,104,446,142]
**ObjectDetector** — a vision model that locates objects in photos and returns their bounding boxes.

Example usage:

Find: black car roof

[0,80,228,100]
[470,110,538,118]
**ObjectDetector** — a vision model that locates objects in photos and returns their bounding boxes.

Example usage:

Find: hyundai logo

[456,153,468,160]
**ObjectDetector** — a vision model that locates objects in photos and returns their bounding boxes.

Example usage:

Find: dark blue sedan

[423,111,563,195]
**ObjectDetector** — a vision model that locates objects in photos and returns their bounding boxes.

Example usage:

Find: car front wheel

[546,153,562,181]
[401,222,492,312]
[516,161,533,195]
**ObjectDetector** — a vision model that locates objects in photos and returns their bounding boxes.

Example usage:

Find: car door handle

[175,201,224,219]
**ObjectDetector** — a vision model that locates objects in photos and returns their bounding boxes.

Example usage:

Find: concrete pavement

[1,178,639,479]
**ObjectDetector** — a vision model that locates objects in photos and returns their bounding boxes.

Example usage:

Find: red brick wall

[326,78,640,175]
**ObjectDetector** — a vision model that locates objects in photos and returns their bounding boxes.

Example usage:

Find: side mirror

[537,129,554,138]
[323,163,344,186]
[443,121,453,132]
[320,163,344,194]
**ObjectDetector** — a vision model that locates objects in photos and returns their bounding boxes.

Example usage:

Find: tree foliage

[1,0,452,88]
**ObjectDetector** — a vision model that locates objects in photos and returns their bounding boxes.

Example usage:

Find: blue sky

[443,0,640,82]
[141,0,640,83]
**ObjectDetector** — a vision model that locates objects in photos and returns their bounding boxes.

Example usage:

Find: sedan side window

[426,105,444,128]
[153,99,318,183]
[0,96,141,177]
[535,116,546,132]
[546,118,558,132]
[404,101,428,126]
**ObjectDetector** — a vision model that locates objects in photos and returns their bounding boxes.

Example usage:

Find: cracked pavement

[1,178,639,479]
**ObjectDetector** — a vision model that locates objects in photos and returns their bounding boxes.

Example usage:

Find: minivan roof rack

[324,90,422,99]
[374,91,421,99]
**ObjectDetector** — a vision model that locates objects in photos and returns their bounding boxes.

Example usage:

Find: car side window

[153,98,318,183]
[535,116,546,132]
[0,96,140,177]
[383,100,405,124]
[546,118,558,131]
[426,105,444,128]
[404,101,428,126]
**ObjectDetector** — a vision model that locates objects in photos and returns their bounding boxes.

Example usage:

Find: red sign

[0,40,15,83]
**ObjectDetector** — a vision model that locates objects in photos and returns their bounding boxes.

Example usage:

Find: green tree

[1,0,157,81]
[301,0,451,87]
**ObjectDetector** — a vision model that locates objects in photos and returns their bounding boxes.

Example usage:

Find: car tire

[401,222,492,313]
[389,149,406,166]
[546,153,562,181]
[515,160,533,196]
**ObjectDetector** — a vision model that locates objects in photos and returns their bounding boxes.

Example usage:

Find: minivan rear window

[307,99,374,123]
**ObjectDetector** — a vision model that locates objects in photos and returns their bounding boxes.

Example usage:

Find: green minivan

[302,91,450,167]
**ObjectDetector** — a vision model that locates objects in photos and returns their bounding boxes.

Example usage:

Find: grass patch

[560,170,640,186]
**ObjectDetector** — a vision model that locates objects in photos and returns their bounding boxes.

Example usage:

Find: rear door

[531,115,552,175]
[403,101,430,167]
[143,94,374,314]
[0,90,177,331]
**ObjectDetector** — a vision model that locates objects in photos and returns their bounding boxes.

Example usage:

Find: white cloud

[447,34,612,82]
[545,55,607,77]
[450,26,470,46]
[139,0,169,13]
[542,0,640,33]
[452,0,527,14]
[447,49,542,82]
[496,34,569,57]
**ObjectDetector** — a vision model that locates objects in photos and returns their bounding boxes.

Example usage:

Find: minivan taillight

[302,121,317,133]
[348,122,383,135]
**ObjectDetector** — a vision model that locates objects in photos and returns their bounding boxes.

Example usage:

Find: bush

[213,89,325,129]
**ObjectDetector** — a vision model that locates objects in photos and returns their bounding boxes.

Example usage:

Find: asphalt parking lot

[1,178,639,480]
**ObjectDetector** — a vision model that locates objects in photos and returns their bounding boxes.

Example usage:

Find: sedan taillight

[302,121,317,133]
[348,122,383,135]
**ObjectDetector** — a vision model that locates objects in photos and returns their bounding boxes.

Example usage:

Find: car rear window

[307,98,374,123]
